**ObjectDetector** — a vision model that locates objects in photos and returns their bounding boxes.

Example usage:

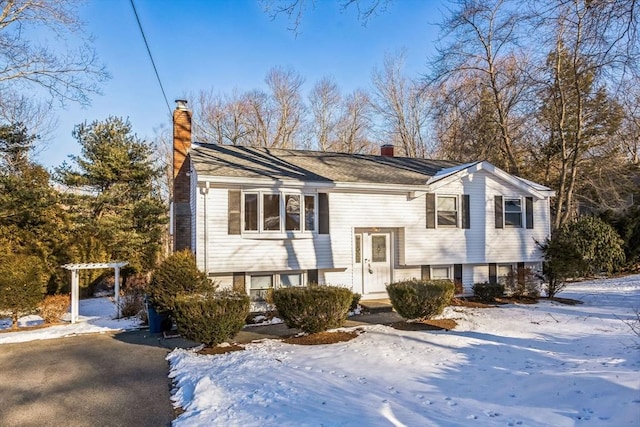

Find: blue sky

[38,0,445,169]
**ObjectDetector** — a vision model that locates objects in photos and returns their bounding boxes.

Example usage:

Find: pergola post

[114,266,121,319]
[71,269,79,324]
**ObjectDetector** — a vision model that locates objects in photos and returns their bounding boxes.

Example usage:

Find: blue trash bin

[146,301,169,333]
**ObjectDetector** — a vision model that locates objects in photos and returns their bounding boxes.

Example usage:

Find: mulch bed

[391,318,458,331]
[197,343,245,355]
[547,296,583,305]
[283,330,362,345]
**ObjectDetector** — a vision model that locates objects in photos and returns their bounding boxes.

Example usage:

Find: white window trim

[431,265,452,280]
[241,191,317,235]
[503,197,523,228]
[436,195,459,229]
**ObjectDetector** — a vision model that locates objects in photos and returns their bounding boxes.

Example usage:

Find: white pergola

[62,262,128,323]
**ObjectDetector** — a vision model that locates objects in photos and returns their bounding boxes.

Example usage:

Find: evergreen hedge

[472,282,504,302]
[173,291,250,346]
[272,286,353,334]
[0,253,46,329]
[386,279,454,320]
[147,250,214,314]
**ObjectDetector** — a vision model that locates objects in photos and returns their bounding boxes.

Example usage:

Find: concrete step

[360,299,394,313]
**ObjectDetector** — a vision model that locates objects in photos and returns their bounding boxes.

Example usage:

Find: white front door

[362,232,392,295]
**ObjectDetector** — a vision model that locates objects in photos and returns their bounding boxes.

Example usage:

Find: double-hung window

[437,196,458,227]
[504,198,522,228]
[242,192,317,233]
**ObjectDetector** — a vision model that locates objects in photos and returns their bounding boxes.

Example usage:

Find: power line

[130,0,172,116]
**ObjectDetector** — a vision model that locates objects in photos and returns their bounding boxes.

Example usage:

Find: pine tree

[55,117,167,272]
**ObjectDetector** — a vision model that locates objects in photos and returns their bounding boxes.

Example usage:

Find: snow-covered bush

[472,282,504,301]
[386,279,454,320]
[272,286,353,334]
[148,250,214,314]
[39,294,70,323]
[173,291,249,346]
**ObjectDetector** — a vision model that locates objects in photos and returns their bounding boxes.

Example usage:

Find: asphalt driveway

[0,332,177,427]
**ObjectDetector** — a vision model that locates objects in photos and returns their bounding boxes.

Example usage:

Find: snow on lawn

[0,297,142,344]
[168,275,640,427]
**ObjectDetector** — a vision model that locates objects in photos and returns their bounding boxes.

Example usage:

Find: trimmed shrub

[505,268,540,298]
[472,282,504,302]
[350,293,361,311]
[386,279,455,320]
[118,273,148,319]
[173,291,250,346]
[148,250,214,314]
[272,286,353,334]
[39,294,70,324]
[0,253,47,329]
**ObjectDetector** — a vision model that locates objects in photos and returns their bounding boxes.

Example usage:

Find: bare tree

[429,0,533,174]
[371,51,431,157]
[266,66,305,148]
[534,0,637,228]
[192,89,253,146]
[261,0,390,33]
[308,77,341,151]
[0,92,57,149]
[0,0,108,107]
[335,89,374,153]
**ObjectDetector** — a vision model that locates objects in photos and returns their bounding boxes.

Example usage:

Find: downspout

[200,182,210,273]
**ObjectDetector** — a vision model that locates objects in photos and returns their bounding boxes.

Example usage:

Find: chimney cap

[175,99,188,110]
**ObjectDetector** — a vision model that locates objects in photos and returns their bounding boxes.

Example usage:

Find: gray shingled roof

[190,143,460,186]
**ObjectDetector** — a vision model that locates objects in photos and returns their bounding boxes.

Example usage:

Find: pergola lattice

[62,262,128,323]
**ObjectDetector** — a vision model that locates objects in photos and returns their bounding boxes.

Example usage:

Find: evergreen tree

[55,117,166,273]
[0,124,68,292]
[0,250,47,329]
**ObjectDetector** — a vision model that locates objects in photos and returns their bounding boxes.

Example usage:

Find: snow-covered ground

[168,275,640,427]
[0,297,141,344]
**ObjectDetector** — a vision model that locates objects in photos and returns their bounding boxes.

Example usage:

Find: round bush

[147,250,214,314]
[386,279,455,320]
[39,294,70,323]
[472,282,505,302]
[173,291,250,346]
[272,286,353,334]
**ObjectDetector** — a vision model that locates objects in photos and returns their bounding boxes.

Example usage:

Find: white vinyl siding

[192,169,551,294]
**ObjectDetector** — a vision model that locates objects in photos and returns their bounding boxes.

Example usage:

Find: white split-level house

[171,101,556,301]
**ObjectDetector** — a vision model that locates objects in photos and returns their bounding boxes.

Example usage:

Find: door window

[371,235,387,262]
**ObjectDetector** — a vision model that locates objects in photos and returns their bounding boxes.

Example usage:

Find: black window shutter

[525,197,534,229]
[421,265,431,280]
[454,264,463,293]
[228,190,241,235]
[307,269,318,285]
[517,262,525,285]
[461,194,470,229]
[489,263,497,285]
[319,193,329,234]
[494,196,503,228]
[426,193,436,229]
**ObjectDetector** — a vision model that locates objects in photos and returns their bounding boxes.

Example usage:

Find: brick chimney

[380,144,394,157]
[173,99,192,252]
